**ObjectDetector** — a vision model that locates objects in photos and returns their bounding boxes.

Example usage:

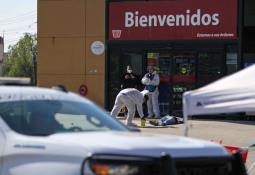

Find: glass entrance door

[171,52,196,115]
[145,51,197,116]
[120,51,144,81]
[146,51,172,115]
[108,48,144,109]
[107,45,225,114]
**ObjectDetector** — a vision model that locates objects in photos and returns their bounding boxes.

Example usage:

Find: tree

[3,33,37,84]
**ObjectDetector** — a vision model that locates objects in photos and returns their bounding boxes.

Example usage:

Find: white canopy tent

[183,65,255,136]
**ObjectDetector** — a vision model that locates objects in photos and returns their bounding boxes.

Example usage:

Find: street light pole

[32,53,37,86]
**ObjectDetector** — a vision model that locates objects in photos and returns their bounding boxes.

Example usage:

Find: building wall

[37,0,105,106]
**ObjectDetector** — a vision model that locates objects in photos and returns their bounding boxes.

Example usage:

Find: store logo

[112,30,122,38]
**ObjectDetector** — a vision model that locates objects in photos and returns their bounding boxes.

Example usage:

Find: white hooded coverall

[111,88,144,126]
[141,72,160,117]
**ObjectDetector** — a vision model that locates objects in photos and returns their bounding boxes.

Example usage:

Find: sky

[0,0,37,52]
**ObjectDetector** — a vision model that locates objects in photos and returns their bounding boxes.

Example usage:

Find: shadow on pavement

[189,119,255,126]
[138,125,180,129]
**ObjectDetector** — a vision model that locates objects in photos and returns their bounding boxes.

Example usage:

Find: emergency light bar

[0,77,31,86]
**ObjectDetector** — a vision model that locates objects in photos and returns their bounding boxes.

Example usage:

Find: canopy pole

[183,113,189,137]
[183,94,189,137]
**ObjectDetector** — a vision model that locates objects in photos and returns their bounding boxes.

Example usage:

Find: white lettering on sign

[124,9,220,28]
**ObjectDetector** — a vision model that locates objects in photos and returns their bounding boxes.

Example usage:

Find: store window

[244,0,255,27]
[226,45,238,74]
[108,50,121,109]
[145,51,197,115]
[244,52,255,68]
[107,48,144,109]
[172,53,196,83]
[243,27,255,68]
[172,53,196,114]
[146,51,171,115]
[122,52,143,77]
[197,51,224,87]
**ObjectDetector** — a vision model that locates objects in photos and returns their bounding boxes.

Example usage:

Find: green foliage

[3,33,37,83]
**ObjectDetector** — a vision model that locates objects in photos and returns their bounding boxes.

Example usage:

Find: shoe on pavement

[140,117,146,127]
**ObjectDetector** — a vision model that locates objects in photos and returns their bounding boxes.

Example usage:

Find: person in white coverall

[111,88,149,126]
[141,66,160,118]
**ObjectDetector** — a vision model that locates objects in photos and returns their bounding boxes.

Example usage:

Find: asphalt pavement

[120,118,255,174]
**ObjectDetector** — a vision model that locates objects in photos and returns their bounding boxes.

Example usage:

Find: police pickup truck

[0,78,247,175]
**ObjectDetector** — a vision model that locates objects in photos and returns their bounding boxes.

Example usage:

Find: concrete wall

[37,0,105,106]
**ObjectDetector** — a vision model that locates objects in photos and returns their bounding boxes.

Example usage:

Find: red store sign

[109,0,237,40]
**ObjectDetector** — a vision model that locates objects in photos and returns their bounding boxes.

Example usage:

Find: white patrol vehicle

[0,79,247,175]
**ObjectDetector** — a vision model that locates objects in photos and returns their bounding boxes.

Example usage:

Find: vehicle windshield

[0,100,128,136]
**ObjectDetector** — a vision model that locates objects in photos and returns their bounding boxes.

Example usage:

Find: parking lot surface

[130,118,255,174]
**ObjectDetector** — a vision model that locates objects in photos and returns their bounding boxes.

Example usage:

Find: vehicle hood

[48,131,228,158]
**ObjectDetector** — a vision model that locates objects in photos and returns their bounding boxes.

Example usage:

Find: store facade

[38,0,255,111]
[106,0,241,115]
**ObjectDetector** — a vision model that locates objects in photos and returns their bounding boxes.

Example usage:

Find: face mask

[127,70,132,73]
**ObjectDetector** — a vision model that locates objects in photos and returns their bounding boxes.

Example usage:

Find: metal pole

[183,93,189,137]
[32,54,37,86]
